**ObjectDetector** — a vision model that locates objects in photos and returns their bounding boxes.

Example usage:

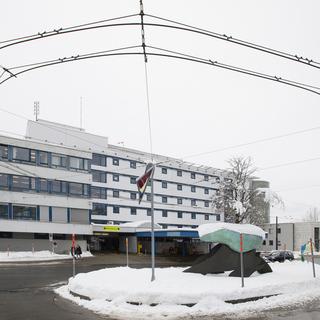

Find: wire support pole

[140,0,147,63]
[151,168,155,281]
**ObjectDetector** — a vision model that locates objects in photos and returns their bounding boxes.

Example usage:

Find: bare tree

[212,156,284,225]
[303,207,320,222]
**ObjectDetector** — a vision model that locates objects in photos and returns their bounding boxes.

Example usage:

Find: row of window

[0,144,90,172]
[93,187,211,207]
[93,170,214,195]
[0,173,90,198]
[92,153,224,182]
[92,203,220,221]
[0,204,37,221]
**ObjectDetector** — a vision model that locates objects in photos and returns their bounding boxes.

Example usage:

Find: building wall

[261,223,294,251]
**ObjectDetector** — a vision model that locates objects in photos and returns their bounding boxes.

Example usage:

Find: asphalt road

[1,254,320,320]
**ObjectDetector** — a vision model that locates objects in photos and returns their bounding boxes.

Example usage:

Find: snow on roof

[120,220,162,229]
[198,222,265,239]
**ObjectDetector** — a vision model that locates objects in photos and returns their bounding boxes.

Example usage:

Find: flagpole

[151,166,155,281]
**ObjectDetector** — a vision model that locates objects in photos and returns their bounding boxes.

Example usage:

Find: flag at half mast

[136,163,155,204]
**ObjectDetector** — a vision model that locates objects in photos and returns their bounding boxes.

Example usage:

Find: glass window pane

[13,147,30,162]
[0,145,8,159]
[0,204,8,219]
[0,174,8,189]
[12,176,30,190]
[69,182,83,195]
[39,179,48,192]
[39,151,49,165]
[92,203,106,215]
[13,206,36,220]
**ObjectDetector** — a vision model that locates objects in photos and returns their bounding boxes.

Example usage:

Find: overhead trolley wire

[146,13,320,69]
[1,45,319,97]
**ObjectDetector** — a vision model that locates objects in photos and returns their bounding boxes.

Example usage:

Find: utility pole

[275,216,278,250]
[150,166,155,281]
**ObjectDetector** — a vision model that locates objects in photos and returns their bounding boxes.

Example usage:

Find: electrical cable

[1,46,319,97]
[146,13,320,69]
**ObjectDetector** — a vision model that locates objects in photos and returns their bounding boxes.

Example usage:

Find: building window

[131,208,137,215]
[130,177,136,184]
[113,206,120,214]
[51,153,67,168]
[216,214,221,221]
[191,172,196,179]
[162,210,168,217]
[204,175,209,181]
[177,198,183,205]
[262,240,266,245]
[12,176,36,191]
[91,187,107,199]
[205,201,209,207]
[162,224,168,229]
[215,177,221,183]
[69,157,89,171]
[130,193,137,200]
[269,240,274,246]
[92,203,107,215]
[0,174,9,190]
[92,154,106,166]
[191,213,196,219]
[12,147,36,163]
[0,145,8,160]
[147,208,151,216]
[277,228,281,234]
[191,199,197,206]
[39,179,48,192]
[113,190,119,198]
[69,182,88,197]
[191,186,196,192]
[51,180,67,194]
[161,168,167,174]
[130,161,136,169]
[162,196,168,203]
[265,233,268,239]
[205,214,209,220]
[39,151,49,166]
[113,174,119,182]
[112,158,119,166]
[177,170,182,177]
[177,184,182,191]
[204,188,209,195]
[92,170,107,183]
[162,181,167,189]
[177,212,183,219]
[0,204,8,219]
[13,205,36,220]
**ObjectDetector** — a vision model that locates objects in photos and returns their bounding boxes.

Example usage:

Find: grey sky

[1,0,320,222]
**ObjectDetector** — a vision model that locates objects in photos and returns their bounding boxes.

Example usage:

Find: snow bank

[58,261,320,319]
[0,250,93,262]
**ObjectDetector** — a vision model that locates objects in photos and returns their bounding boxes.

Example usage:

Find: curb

[69,289,280,306]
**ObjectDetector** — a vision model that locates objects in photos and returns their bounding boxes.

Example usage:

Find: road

[1,253,320,320]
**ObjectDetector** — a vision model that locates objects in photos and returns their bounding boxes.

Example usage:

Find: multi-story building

[0,133,92,253]
[0,119,270,253]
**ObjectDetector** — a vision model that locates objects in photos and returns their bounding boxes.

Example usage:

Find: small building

[261,222,320,252]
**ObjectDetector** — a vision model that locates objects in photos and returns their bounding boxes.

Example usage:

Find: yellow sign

[103,226,120,232]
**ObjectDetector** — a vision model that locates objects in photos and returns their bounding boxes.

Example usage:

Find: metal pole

[310,238,316,278]
[151,169,155,281]
[73,256,76,278]
[126,237,129,267]
[240,233,244,287]
[275,216,278,250]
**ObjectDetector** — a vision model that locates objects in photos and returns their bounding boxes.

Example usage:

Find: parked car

[265,250,294,263]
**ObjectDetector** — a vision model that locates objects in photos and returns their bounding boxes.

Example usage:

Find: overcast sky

[1,0,320,222]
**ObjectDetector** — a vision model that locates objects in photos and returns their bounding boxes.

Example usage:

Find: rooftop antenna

[80,96,83,129]
[34,101,40,121]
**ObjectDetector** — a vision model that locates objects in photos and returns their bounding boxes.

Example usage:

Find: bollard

[310,238,316,278]
[240,233,244,288]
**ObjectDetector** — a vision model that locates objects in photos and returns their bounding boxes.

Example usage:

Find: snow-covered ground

[0,250,93,262]
[56,261,320,319]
